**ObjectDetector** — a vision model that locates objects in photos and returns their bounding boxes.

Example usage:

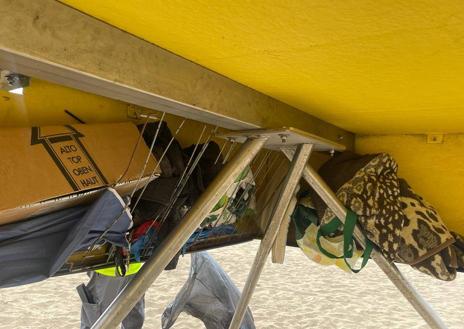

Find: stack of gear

[131,122,256,269]
[0,121,258,287]
[295,151,464,280]
[131,122,223,269]
[162,252,255,329]
[202,167,256,227]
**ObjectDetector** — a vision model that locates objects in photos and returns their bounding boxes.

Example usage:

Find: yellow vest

[95,262,143,277]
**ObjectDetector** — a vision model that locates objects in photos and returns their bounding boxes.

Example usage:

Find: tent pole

[228,143,313,329]
[281,149,447,329]
[91,136,268,329]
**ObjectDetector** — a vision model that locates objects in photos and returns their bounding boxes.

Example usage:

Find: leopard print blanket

[318,153,462,281]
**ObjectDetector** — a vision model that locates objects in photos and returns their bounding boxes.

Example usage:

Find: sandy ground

[0,240,463,329]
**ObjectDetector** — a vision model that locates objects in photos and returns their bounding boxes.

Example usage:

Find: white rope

[129,119,186,214]
[114,114,151,185]
[128,112,166,200]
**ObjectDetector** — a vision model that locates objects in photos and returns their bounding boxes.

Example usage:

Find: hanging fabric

[309,151,463,280]
[162,252,255,329]
[0,188,132,288]
[202,166,256,227]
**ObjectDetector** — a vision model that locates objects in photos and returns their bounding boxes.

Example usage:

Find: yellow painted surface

[1,59,461,239]
[0,78,216,148]
[0,78,218,146]
[356,135,464,235]
[0,78,128,126]
[60,0,464,134]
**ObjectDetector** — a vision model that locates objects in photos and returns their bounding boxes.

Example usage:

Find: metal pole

[91,136,268,329]
[282,149,448,329]
[229,144,313,329]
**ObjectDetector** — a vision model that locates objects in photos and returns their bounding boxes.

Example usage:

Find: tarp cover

[0,188,131,288]
[162,252,255,329]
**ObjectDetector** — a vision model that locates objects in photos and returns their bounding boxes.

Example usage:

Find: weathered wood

[271,184,299,264]
[92,137,268,329]
[0,0,353,147]
[229,144,313,329]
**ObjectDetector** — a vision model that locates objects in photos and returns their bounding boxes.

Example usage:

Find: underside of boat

[0,1,463,328]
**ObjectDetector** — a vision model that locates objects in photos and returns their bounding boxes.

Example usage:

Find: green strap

[348,240,373,273]
[316,215,354,259]
[316,209,373,273]
[342,210,373,273]
[316,218,344,259]
[343,210,357,260]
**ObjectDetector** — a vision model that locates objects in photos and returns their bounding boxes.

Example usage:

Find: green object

[316,210,373,273]
[292,205,318,240]
[234,167,250,183]
[211,195,229,213]
[96,262,143,277]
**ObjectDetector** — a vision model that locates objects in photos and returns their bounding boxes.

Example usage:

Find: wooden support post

[271,183,299,264]
[228,143,313,329]
[90,136,268,329]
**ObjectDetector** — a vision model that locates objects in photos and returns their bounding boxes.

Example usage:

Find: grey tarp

[0,188,131,288]
[162,252,255,329]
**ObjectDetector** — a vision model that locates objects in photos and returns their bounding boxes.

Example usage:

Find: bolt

[279,134,288,143]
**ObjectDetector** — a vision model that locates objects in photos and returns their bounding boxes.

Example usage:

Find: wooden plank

[218,127,347,151]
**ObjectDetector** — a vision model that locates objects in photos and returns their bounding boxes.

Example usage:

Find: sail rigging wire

[114,113,152,185]
[87,124,284,264]
[214,140,228,165]
[254,152,281,193]
[130,112,166,200]
[153,126,218,227]
[255,156,286,196]
[158,126,216,223]
[87,117,184,251]
[145,124,213,231]
[185,149,273,249]
[173,124,207,193]
[222,138,237,164]
[140,126,218,257]
[128,112,166,200]
[212,149,272,228]
[129,119,186,214]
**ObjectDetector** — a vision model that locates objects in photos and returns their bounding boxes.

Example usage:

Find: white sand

[0,240,463,329]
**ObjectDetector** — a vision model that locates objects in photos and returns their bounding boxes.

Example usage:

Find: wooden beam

[229,144,313,329]
[0,0,353,148]
[271,184,299,264]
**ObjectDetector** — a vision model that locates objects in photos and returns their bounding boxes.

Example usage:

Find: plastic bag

[202,167,256,227]
[293,201,365,273]
[162,252,255,329]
